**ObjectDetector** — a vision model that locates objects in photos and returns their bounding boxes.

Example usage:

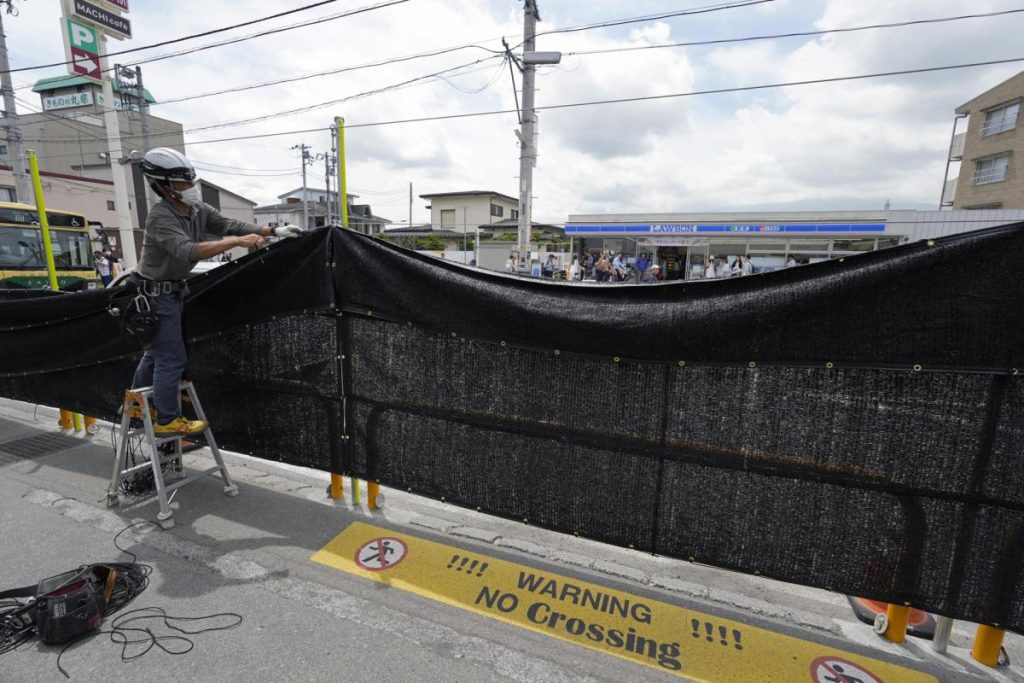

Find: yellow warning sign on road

[312,522,936,682]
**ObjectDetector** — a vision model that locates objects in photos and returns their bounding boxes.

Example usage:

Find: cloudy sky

[4,0,1023,225]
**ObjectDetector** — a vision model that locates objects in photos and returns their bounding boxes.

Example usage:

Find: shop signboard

[42,91,95,111]
[62,17,101,82]
[67,0,131,39]
[565,223,887,235]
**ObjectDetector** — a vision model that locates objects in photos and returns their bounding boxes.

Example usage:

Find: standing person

[641,264,661,283]
[505,252,517,272]
[636,253,650,274]
[94,251,112,287]
[131,148,301,435]
[704,258,716,280]
[741,254,754,275]
[568,258,580,281]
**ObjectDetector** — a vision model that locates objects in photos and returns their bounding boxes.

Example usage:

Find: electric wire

[3,0,344,74]
[17,55,1024,159]
[567,9,1024,58]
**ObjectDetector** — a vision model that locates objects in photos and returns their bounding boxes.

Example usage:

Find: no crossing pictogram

[810,656,882,683]
[354,536,407,571]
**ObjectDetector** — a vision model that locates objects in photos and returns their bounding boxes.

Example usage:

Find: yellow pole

[882,604,910,644]
[72,413,83,432]
[330,473,343,500]
[335,116,348,228]
[352,476,362,505]
[971,624,1006,667]
[26,150,59,291]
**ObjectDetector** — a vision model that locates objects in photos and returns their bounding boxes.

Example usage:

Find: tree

[414,233,446,251]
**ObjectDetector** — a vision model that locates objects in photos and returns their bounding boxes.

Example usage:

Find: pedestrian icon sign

[811,656,881,683]
[354,537,407,572]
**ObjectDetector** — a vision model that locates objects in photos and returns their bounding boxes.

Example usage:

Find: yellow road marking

[312,522,937,682]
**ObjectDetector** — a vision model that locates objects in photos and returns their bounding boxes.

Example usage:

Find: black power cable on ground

[0,519,244,678]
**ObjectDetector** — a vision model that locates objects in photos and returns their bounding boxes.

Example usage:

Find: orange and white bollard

[58,409,73,430]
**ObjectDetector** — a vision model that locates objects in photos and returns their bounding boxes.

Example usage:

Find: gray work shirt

[137,200,261,281]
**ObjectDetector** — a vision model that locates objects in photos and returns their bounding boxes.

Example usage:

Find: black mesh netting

[1,224,1023,631]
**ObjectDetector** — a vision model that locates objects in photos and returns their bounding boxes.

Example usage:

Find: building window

[511,209,519,219]
[440,209,455,228]
[963,202,1003,210]
[973,153,1010,185]
[0,145,7,156]
[982,101,1020,136]
[0,187,13,202]
[106,200,115,210]
[490,204,504,217]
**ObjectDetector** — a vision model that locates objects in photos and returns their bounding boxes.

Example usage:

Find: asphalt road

[0,401,1018,683]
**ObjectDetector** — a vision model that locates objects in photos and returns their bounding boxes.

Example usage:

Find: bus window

[0,228,43,267]
[51,230,91,267]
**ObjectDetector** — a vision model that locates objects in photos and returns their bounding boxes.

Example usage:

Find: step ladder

[106,381,238,529]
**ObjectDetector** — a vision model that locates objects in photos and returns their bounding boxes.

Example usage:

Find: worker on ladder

[131,148,302,436]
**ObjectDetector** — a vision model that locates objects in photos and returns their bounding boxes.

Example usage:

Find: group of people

[703,254,754,279]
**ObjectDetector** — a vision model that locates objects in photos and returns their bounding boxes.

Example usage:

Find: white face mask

[177,184,202,206]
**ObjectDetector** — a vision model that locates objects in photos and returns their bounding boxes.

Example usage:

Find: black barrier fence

[1,224,1022,632]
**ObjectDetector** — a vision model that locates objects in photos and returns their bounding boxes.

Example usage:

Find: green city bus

[0,202,99,291]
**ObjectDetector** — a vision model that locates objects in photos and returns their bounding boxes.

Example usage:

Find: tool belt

[131,274,186,297]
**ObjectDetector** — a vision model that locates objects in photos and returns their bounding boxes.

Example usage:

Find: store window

[831,238,876,252]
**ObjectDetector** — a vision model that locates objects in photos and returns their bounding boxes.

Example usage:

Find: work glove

[273,225,303,238]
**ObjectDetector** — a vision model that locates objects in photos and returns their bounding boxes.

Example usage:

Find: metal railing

[981,112,1018,136]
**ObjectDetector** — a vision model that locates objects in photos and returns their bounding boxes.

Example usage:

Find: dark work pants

[131,291,186,424]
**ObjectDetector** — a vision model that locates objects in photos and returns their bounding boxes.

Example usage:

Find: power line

[566,9,1024,58]
[18,55,1024,157]
[522,0,777,47]
[4,0,337,74]
[4,0,409,76]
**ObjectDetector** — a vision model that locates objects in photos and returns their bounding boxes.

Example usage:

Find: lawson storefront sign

[565,223,887,235]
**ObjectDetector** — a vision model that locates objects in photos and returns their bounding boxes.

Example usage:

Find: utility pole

[292,143,311,229]
[324,152,332,225]
[408,181,412,228]
[516,1,538,262]
[99,35,138,268]
[0,7,30,203]
[514,1,560,267]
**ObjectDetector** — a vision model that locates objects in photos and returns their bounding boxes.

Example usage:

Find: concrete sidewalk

[0,398,1019,682]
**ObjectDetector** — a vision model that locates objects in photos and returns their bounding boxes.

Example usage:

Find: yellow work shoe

[153,417,208,436]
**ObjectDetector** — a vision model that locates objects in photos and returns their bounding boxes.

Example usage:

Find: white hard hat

[140,147,196,184]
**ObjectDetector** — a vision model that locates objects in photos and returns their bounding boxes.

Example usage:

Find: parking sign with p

[63,17,101,82]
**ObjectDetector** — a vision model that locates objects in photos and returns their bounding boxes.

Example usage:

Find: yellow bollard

[882,604,910,644]
[330,473,343,500]
[72,413,83,432]
[352,477,362,505]
[971,624,1006,667]
[58,409,73,430]
[368,481,381,510]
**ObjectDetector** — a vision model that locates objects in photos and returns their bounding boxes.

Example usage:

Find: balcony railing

[974,167,1007,185]
[982,112,1018,136]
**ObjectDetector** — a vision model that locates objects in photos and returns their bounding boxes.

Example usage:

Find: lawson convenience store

[563,209,1024,280]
